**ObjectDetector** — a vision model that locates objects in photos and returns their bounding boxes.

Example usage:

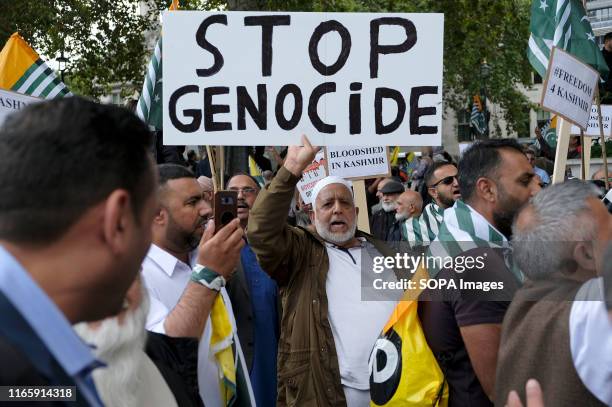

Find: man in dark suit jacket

[0,97,158,406]
[225,173,280,407]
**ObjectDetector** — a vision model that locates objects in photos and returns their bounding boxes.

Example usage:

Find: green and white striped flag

[136,36,163,129]
[426,200,524,282]
[528,0,609,80]
[136,1,178,129]
[402,202,444,248]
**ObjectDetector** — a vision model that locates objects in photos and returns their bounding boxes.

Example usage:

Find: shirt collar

[0,245,102,377]
[146,244,181,277]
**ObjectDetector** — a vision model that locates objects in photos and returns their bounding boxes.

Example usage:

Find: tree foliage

[0,0,222,98]
[228,0,534,137]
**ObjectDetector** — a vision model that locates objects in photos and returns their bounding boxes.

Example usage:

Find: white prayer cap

[311,176,353,205]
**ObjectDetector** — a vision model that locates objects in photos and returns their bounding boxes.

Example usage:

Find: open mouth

[330,220,347,231]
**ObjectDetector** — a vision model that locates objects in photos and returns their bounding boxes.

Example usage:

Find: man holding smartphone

[142,164,243,338]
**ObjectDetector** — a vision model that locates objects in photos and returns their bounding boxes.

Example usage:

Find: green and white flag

[426,200,524,283]
[528,0,609,80]
[401,202,444,248]
[136,36,163,129]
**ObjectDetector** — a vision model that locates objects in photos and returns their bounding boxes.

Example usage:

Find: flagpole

[206,145,218,192]
[551,118,572,184]
[596,89,610,189]
[219,146,225,190]
[580,130,587,179]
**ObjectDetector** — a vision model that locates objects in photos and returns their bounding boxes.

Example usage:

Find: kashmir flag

[389,146,400,166]
[528,0,609,80]
[136,0,179,129]
[543,115,558,147]
[0,33,71,99]
[248,155,265,187]
[470,95,487,136]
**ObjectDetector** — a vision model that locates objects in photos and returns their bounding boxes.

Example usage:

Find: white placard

[0,89,41,126]
[541,47,599,131]
[297,150,327,204]
[326,146,390,180]
[570,105,612,137]
[163,11,444,146]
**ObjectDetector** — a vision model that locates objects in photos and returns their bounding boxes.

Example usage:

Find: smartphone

[214,190,238,231]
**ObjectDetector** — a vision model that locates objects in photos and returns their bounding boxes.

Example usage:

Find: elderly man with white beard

[74,276,201,407]
[370,180,405,241]
[247,135,405,407]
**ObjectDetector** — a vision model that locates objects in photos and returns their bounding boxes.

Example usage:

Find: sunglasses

[429,175,458,188]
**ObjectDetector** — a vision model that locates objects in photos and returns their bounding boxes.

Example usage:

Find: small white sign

[0,88,41,126]
[541,47,599,131]
[326,146,390,180]
[570,104,612,137]
[163,11,444,146]
[297,150,328,204]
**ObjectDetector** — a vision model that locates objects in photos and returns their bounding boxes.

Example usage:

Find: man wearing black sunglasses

[402,162,461,248]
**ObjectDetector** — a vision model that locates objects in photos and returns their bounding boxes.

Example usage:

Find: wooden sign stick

[595,90,610,189]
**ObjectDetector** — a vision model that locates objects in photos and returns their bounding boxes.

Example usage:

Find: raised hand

[283,134,321,177]
[195,218,245,280]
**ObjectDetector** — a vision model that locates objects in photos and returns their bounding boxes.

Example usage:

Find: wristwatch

[191,264,226,291]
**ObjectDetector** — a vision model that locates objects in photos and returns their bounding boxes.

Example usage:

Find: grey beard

[73,288,149,407]
[381,202,397,212]
[395,212,409,221]
[314,218,357,245]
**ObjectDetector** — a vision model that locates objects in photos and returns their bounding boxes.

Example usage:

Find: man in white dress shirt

[142,164,244,338]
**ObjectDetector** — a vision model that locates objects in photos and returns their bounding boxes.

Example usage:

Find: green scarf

[426,200,524,283]
[401,202,444,248]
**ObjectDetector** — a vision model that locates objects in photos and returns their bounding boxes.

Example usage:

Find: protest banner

[326,146,391,180]
[541,47,599,130]
[297,150,328,204]
[0,88,40,126]
[163,11,444,146]
[570,105,612,137]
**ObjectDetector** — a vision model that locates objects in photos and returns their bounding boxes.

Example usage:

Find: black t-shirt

[418,247,520,407]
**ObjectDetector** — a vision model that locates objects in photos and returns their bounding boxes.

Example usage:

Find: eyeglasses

[228,187,258,196]
[429,175,457,188]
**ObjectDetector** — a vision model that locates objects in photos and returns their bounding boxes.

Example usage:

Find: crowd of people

[0,96,610,407]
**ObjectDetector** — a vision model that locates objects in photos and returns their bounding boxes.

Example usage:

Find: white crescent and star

[540,0,548,12]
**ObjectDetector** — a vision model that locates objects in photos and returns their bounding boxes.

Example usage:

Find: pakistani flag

[528,0,609,80]
[0,33,71,99]
[136,36,163,129]
[136,0,178,129]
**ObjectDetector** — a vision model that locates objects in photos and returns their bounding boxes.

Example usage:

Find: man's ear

[475,177,496,203]
[154,205,166,226]
[428,187,438,201]
[102,189,132,255]
[309,210,316,224]
[573,242,596,273]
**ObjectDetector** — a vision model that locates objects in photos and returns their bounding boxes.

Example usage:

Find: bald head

[395,190,423,221]
[592,166,611,181]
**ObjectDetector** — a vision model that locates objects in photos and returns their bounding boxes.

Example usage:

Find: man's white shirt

[570,277,612,406]
[141,244,197,333]
[324,238,400,406]
[140,243,250,406]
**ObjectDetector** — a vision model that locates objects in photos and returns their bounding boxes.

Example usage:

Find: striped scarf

[426,200,524,282]
[401,202,444,248]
